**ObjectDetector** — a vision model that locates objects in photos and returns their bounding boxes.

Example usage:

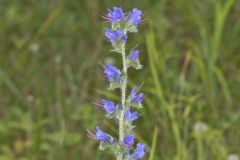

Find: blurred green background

[0,0,240,159]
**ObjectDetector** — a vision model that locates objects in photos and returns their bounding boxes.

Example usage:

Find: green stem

[118,31,128,160]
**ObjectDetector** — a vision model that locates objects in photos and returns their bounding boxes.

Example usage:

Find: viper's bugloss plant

[88,7,145,160]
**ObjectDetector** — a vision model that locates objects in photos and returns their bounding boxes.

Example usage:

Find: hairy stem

[119,45,127,142]
[118,32,128,160]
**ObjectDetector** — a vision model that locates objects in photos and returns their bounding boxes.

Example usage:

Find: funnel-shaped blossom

[131,143,145,159]
[129,87,138,99]
[127,9,142,26]
[132,93,144,103]
[124,134,135,147]
[129,86,144,103]
[104,64,121,82]
[105,29,126,44]
[125,108,139,123]
[107,7,124,23]
[95,126,110,143]
[129,50,140,61]
[100,99,115,114]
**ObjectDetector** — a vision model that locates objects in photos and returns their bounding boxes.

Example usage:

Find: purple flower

[129,86,144,103]
[104,64,121,82]
[105,28,126,43]
[95,126,110,143]
[129,50,140,61]
[127,8,142,26]
[131,143,145,159]
[100,99,115,114]
[107,7,124,23]
[125,108,139,122]
[129,86,138,99]
[132,93,144,103]
[124,134,135,147]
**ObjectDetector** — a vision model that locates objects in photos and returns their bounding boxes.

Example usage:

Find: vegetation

[0,0,239,159]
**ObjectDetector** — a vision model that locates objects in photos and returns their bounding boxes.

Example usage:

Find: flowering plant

[88,7,145,160]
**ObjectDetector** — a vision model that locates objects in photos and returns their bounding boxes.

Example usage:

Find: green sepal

[124,121,136,133]
[109,81,121,90]
[131,102,143,109]
[110,48,122,54]
[124,23,138,33]
[128,26,138,33]
[111,144,120,156]
[110,141,127,158]
[127,58,143,70]
[99,141,109,151]
[105,113,114,119]
[112,22,121,30]
[111,42,123,54]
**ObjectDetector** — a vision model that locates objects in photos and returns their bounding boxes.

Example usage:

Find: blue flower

[105,28,126,43]
[129,50,140,61]
[107,7,124,23]
[127,8,142,26]
[124,134,135,147]
[124,108,139,122]
[104,64,121,82]
[100,99,115,114]
[131,143,145,159]
[129,86,144,103]
[132,93,144,103]
[95,126,110,143]
[129,86,138,99]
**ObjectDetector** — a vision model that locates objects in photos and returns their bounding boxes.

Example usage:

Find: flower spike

[91,6,145,159]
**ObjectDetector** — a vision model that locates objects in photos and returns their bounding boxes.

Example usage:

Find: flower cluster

[89,7,145,160]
